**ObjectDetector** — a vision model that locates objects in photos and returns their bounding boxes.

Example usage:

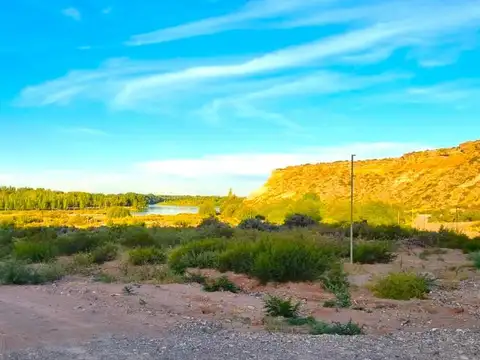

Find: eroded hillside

[249,140,480,210]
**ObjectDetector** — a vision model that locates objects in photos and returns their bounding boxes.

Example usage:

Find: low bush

[353,241,396,264]
[237,218,279,231]
[106,207,131,219]
[0,229,13,259]
[309,320,363,335]
[320,265,351,308]
[370,272,430,300]
[93,272,117,283]
[184,272,208,284]
[120,228,155,248]
[13,240,57,263]
[251,236,334,283]
[72,252,94,267]
[463,237,480,254]
[0,260,64,285]
[218,241,259,274]
[197,217,234,238]
[264,295,301,318]
[468,251,480,269]
[169,238,227,273]
[283,213,318,228]
[128,247,167,266]
[203,276,240,293]
[54,232,102,256]
[90,243,118,264]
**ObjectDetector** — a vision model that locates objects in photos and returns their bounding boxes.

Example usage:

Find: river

[134,204,199,216]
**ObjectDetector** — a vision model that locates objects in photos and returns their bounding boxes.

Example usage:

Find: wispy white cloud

[126,0,330,46]
[137,142,429,178]
[62,7,81,21]
[102,7,112,14]
[15,0,480,129]
[126,0,480,46]
[0,142,428,195]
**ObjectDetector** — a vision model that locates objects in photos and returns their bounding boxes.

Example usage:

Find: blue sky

[1,0,480,195]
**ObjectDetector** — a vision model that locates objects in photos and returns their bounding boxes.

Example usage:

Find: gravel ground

[4,322,480,360]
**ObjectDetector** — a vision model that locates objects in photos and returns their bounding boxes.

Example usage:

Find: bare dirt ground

[1,248,479,358]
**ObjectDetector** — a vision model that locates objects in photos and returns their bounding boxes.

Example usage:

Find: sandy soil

[1,248,479,354]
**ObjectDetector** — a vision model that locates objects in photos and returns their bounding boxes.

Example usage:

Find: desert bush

[320,265,351,308]
[463,237,480,253]
[370,272,430,300]
[218,241,259,274]
[169,238,227,273]
[106,206,131,219]
[203,275,240,293]
[120,227,155,248]
[264,295,301,318]
[353,241,396,264]
[93,272,117,283]
[128,247,167,265]
[251,236,334,283]
[0,260,64,285]
[54,232,102,255]
[0,229,13,258]
[184,272,208,284]
[90,243,118,264]
[310,320,362,335]
[237,218,279,231]
[72,252,94,267]
[13,240,57,263]
[283,213,318,228]
[197,217,234,238]
[468,251,480,269]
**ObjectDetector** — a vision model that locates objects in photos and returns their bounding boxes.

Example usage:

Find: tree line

[0,187,149,210]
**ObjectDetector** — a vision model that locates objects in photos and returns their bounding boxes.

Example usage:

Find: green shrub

[55,232,102,255]
[463,237,480,254]
[72,252,94,267]
[120,228,155,248]
[310,320,362,335]
[237,218,279,231]
[251,236,333,283]
[184,272,208,284]
[169,238,226,273]
[128,247,167,266]
[106,207,131,219]
[0,260,64,285]
[353,241,396,264]
[264,295,301,318]
[283,213,318,228]
[0,229,13,259]
[91,243,118,264]
[93,272,117,283]
[468,251,480,269]
[371,272,430,300]
[13,240,57,263]
[203,276,240,293]
[197,217,234,238]
[286,316,317,326]
[320,265,351,308]
[218,241,259,274]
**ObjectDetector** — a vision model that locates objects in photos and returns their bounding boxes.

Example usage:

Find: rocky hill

[248,140,480,210]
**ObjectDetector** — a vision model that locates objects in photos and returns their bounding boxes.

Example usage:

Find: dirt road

[1,275,479,359]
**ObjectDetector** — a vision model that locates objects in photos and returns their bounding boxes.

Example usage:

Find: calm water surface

[134,204,199,216]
